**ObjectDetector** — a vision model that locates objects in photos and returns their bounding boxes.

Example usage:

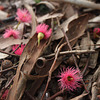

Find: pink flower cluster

[93,28,100,38]
[58,67,82,91]
[36,23,52,46]
[3,8,32,39]
[12,44,25,55]
[16,8,32,23]
[3,28,20,39]
[93,28,100,33]
[36,24,52,39]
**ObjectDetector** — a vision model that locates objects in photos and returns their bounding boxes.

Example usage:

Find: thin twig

[11,42,22,54]
[54,38,64,53]
[73,44,100,49]
[0,49,19,57]
[47,89,64,100]
[41,43,66,100]
[0,65,18,73]
[82,57,90,76]
[0,76,15,99]
[0,88,7,99]
[43,49,96,58]
[25,91,35,100]
[5,75,15,88]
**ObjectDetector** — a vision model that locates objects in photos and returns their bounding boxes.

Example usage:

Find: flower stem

[15,21,20,30]
[37,32,44,46]
[38,38,41,46]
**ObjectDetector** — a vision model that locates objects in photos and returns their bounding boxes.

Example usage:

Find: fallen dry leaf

[52,13,78,40]
[0,53,8,59]
[0,10,8,20]
[6,33,51,100]
[88,52,98,69]
[80,36,98,69]
[70,93,89,100]
[67,14,90,47]
[62,4,78,19]
[91,82,98,100]
[38,1,55,10]
[0,37,28,49]
[37,13,63,23]
[80,37,94,50]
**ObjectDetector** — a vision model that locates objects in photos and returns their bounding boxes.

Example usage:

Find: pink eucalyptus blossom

[12,44,25,55]
[3,28,20,39]
[36,23,52,39]
[93,28,100,33]
[16,8,32,23]
[36,23,52,46]
[93,28,100,38]
[1,89,9,99]
[58,67,82,91]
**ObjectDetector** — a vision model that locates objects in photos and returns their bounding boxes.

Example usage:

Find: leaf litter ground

[0,0,100,100]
